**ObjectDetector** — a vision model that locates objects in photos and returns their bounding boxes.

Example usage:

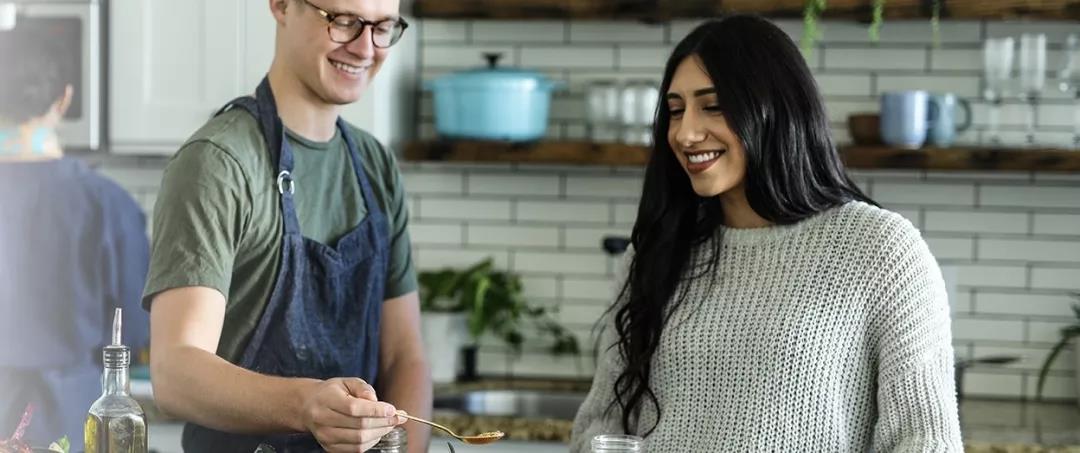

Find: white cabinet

[110,0,246,154]
[110,0,417,155]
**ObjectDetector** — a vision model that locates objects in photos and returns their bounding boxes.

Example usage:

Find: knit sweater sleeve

[869,220,964,452]
[570,250,634,453]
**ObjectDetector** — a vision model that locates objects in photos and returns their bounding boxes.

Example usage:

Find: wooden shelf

[404,140,1080,172]
[413,0,1080,21]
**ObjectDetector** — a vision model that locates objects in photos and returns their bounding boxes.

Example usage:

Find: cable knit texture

[570,201,963,452]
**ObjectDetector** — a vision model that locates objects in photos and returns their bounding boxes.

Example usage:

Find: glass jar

[586,80,621,143]
[592,434,644,453]
[370,427,408,453]
[619,80,659,146]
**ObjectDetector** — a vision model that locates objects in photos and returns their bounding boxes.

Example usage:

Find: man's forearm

[379,357,432,453]
[152,345,319,434]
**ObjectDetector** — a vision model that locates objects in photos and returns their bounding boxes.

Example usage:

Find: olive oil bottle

[84,308,147,453]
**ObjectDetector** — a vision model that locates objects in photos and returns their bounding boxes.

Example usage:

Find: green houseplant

[801,0,942,54]
[1035,293,1080,403]
[418,259,580,381]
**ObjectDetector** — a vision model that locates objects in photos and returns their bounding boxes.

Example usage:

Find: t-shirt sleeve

[142,140,250,309]
[381,148,418,299]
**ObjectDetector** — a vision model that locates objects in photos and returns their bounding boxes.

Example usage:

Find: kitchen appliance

[0,0,102,151]
[427,53,561,142]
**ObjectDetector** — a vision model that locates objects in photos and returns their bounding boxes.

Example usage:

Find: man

[0,35,150,452]
[143,0,431,451]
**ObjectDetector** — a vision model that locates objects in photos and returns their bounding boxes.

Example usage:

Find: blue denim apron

[182,77,390,453]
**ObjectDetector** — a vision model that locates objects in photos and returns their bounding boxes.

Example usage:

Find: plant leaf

[1035,334,1075,401]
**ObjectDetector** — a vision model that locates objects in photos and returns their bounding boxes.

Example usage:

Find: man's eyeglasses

[300,0,408,48]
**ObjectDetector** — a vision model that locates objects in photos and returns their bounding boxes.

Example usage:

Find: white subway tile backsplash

[550,97,587,121]
[875,75,982,98]
[471,21,567,43]
[416,248,510,270]
[562,277,616,302]
[421,198,512,221]
[556,303,608,327]
[520,276,560,299]
[981,186,1080,209]
[980,239,1080,263]
[1026,374,1079,400]
[953,317,1025,341]
[517,200,610,224]
[929,47,983,71]
[963,372,1025,398]
[514,251,608,275]
[874,182,976,206]
[976,292,1076,318]
[614,202,638,225]
[617,45,671,70]
[1034,214,1080,236]
[1029,320,1078,343]
[409,223,464,246]
[422,45,517,68]
[403,171,463,194]
[925,236,975,261]
[972,345,1072,372]
[815,74,874,97]
[419,19,468,43]
[570,21,666,43]
[1030,267,1080,291]
[565,226,631,249]
[566,176,641,199]
[925,211,1029,234]
[521,46,616,69]
[467,225,560,248]
[468,174,560,197]
[954,264,1028,288]
[823,47,927,71]
[1038,103,1079,128]
[825,100,881,124]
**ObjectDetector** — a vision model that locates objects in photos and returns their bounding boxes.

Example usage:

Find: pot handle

[483,52,503,69]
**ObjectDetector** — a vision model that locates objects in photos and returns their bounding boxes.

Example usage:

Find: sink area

[433,389,587,420]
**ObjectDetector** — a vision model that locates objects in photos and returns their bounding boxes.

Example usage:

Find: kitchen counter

[134,378,1080,451]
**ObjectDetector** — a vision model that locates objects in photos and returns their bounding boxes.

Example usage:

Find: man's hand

[302,378,406,453]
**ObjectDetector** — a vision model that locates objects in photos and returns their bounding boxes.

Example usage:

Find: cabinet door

[110,0,245,154]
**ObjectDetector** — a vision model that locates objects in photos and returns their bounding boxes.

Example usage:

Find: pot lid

[430,52,558,89]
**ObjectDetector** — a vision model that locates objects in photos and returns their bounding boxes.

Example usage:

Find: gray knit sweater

[570,201,963,452]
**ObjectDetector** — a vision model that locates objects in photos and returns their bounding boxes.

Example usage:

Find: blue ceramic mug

[880,91,930,149]
[927,93,972,148]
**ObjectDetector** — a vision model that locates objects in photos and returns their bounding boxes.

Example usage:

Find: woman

[571,16,962,452]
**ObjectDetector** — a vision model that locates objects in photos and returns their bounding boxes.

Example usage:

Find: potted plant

[418,258,579,383]
[1035,292,1080,404]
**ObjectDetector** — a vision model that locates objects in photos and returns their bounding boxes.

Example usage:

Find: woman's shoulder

[821,201,934,273]
[823,200,921,244]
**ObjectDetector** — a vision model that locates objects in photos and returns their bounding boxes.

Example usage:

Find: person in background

[0,34,150,452]
[571,16,963,452]
[142,0,431,451]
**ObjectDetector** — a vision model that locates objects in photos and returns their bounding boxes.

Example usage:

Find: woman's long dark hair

[609,15,875,435]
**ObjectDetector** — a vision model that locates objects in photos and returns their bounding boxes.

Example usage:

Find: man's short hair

[0,28,70,123]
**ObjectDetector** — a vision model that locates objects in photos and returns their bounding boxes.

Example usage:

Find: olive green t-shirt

[142,108,417,363]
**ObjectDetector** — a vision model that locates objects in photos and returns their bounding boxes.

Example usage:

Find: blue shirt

[0,158,149,451]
